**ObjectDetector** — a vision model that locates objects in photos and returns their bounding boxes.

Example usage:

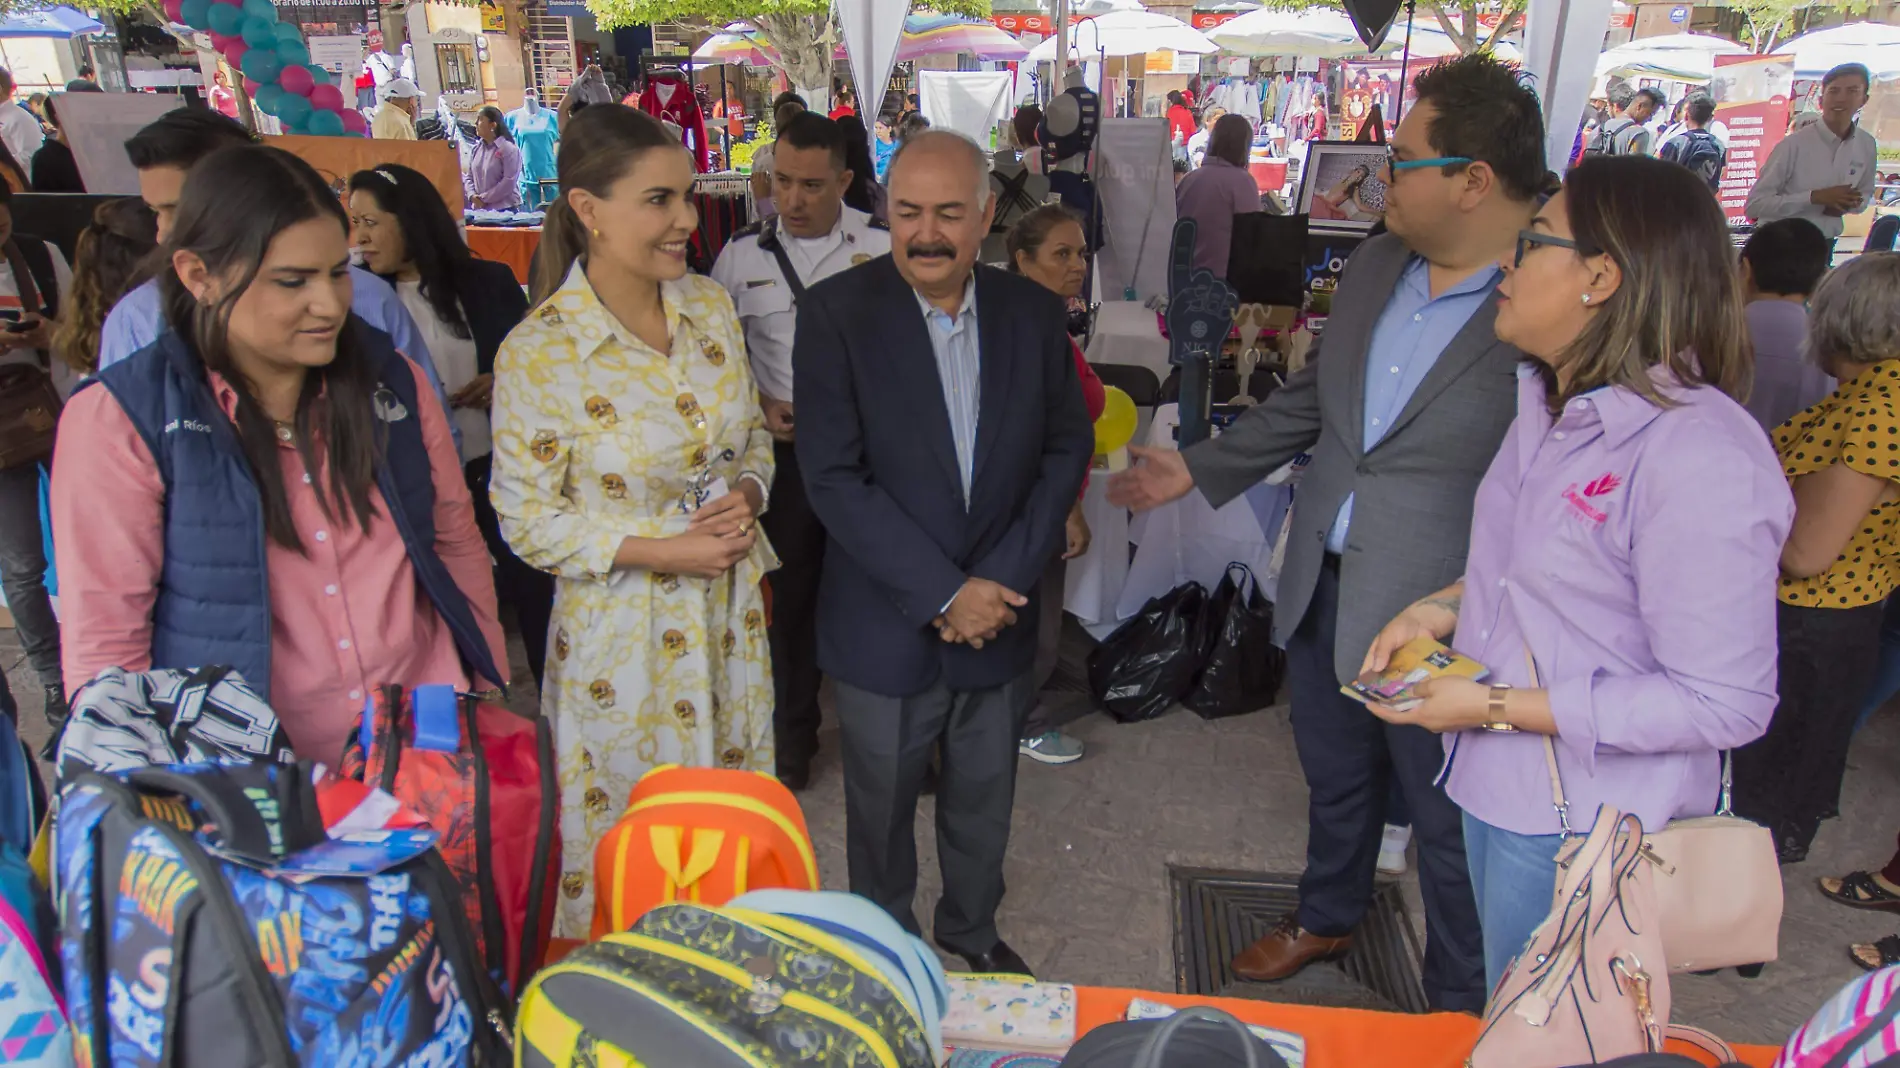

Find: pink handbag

[1468,804,1675,1068]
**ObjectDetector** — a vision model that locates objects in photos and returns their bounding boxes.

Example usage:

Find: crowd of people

[3,46,1900,1005]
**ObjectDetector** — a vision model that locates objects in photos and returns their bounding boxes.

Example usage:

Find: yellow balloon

[1094,385,1138,455]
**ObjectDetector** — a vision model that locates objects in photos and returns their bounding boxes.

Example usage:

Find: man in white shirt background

[712,111,891,790]
[1745,62,1878,250]
[0,68,43,174]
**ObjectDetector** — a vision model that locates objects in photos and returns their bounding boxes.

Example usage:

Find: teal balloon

[240,47,282,83]
[205,1,243,36]
[276,39,309,66]
[178,0,211,28]
[253,82,285,116]
[240,15,275,46]
[307,108,345,136]
[310,66,331,85]
[240,0,274,20]
[272,20,300,42]
[276,92,312,128]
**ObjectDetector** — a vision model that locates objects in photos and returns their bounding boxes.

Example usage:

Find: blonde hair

[1545,155,1750,411]
[529,104,680,307]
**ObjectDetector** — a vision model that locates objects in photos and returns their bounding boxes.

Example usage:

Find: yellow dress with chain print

[490,263,778,937]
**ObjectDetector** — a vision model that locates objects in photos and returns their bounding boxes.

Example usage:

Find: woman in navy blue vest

[51,145,508,764]
[346,163,552,690]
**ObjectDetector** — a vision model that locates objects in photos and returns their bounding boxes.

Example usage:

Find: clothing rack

[689,171,754,272]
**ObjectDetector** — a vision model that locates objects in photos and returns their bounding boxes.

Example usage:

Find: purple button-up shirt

[1442,364,1793,836]
[464,137,523,210]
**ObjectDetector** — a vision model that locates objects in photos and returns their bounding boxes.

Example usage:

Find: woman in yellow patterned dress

[489,105,777,936]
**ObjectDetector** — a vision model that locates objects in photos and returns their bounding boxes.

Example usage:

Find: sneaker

[1377,823,1412,876]
[1018,730,1084,765]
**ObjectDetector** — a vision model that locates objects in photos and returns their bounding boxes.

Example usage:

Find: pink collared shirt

[1443,364,1793,836]
[51,359,508,765]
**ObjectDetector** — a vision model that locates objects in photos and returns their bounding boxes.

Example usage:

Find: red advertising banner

[1191,11,1241,29]
[1712,53,1795,222]
[990,13,1052,34]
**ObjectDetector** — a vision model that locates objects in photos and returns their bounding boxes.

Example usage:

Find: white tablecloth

[1065,403,1290,638]
[1083,300,1171,381]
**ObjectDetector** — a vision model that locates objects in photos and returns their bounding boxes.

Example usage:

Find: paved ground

[11,621,1898,1048]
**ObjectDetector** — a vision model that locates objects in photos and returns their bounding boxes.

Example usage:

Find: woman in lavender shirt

[464,105,523,211]
[1358,156,1794,990]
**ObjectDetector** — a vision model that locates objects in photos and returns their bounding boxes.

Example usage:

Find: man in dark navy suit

[793,130,1093,975]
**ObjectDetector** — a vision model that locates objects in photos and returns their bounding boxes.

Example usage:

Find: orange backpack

[590,764,819,939]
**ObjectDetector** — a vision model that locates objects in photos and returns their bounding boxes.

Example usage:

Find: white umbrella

[1594,31,1747,84]
[1205,7,1367,58]
[1025,1,1218,61]
[1772,22,1900,79]
[1378,23,1521,62]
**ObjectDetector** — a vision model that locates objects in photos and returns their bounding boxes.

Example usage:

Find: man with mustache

[793,130,1093,975]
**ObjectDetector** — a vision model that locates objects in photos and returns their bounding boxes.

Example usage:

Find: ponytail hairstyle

[159,144,383,552]
[529,103,680,306]
[348,163,473,339]
[54,196,157,373]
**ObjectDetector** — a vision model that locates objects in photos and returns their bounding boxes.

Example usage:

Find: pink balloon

[279,63,314,97]
[209,31,235,48]
[244,76,261,94]
[308,83,343,111]
[340,109,367,134]
[163,0,185,21]
[220,39,247,67]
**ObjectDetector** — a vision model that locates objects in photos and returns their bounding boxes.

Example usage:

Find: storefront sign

[1143,49,1199,74]
[479,0,505,32]
[990,13,1051,34]
[1190,11,1240,29]
[1712,53,1794,222]
[366,25,383,52]
[308,33,366,76]
[1668,5,1689,23]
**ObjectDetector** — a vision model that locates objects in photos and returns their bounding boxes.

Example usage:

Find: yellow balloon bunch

[1094,386,1138,455]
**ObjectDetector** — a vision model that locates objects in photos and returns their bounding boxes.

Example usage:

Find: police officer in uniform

[711,111,891,790]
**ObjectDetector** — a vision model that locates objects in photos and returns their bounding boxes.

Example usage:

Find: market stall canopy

[1593,31,1747,84]
[1024,0,1218,61]
[692,22,776,67]
[0,5,104,38]
[1770,22,1900,79]
[1205,8,1369,59]
[1378,23,1521,61]
[897,12,1029,60]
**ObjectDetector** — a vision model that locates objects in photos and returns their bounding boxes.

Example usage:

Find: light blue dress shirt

[1327,256,1501,553]
[96,267,459,453]
[916,275,982,507]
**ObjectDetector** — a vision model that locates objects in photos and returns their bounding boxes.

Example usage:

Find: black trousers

[762,441,826,770]
[1733,598,1885,851]
[834,672,1030,955]
[1286,558,1485,1012]
[464,454,555,690]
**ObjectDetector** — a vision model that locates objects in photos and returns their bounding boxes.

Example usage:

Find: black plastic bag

[1183,563,1285,719]
[1087,581,1210,723]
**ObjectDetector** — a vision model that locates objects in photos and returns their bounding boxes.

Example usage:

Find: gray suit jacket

[1182,232,1522,685]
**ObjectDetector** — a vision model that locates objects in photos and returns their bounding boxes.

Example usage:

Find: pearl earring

[1580,294,1591,305]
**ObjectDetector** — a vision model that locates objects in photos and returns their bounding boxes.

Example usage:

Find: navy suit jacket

[793,255,1094,698]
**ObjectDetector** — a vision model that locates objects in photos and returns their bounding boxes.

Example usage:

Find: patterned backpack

[590,765,817,939]
[55,666,294,778]
[53,761,510,1066]
[1774,966,1900,1067]
[0,709,69,1067]
[517,901,936,1067]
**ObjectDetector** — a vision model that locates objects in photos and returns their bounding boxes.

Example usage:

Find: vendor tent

[1378,23,1520,61]
[0,5,103,38]
[1771,22,1900,79]
[1205,8,1367,58]
[1592,31,1747,83]
[1024,0,1217,62]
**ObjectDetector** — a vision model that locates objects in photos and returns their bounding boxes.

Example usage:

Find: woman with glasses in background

[1358,155,1792,989]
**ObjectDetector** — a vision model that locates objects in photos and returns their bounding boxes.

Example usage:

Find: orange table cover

[467,226,540,285]
[1071,987,1779,1068]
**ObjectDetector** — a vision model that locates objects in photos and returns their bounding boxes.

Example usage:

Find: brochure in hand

[1340,636,1490,711]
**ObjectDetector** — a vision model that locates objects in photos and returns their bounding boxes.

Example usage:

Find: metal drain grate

[1169,866,1429,1013]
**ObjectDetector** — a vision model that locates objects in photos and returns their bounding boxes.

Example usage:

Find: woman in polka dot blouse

[1733,252,1900,864]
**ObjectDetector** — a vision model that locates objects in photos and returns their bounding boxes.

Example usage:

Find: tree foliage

[1424,0,1524,53]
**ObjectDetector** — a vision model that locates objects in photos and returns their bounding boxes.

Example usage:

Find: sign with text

[1190,11,1241,29]
[1712,53,1795,222]
[990,12,1051,34]
[479,0,505,32]
[307,33,365,76]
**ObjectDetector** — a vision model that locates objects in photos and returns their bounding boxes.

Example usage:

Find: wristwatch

[1481,684,1519,733]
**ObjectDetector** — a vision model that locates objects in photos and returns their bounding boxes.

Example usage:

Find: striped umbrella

[893,12,1030,61]
[693,22,779,67]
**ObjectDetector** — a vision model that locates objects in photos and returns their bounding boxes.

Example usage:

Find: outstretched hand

[1106,445,1194,512]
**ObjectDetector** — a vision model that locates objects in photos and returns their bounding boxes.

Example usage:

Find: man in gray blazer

[1110,54,1546,1011]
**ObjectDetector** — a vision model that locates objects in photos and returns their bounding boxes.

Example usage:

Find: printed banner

[1712,53,1795,222]
[1334,61,1414,141]
[991,13,1052,34]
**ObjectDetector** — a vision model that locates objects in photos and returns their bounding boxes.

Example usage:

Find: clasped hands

[933,577,1028,649]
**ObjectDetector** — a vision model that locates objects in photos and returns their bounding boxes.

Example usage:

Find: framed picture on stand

[1296,140,1389,234]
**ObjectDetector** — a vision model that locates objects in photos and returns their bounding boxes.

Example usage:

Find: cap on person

[382,77,420,101]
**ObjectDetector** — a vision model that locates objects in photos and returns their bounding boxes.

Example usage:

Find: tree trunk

[753,11,834,102]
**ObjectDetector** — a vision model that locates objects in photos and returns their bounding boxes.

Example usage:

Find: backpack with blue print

[53,760,510,1067]
[0,709,69,1067]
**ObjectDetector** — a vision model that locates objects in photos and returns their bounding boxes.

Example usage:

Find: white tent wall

[837,0,909,159]
[1521,0,1620,173]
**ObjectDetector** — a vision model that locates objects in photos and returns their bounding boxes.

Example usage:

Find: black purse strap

[757,217,807,303]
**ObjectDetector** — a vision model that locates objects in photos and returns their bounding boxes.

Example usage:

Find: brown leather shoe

[1230,914,1353,982]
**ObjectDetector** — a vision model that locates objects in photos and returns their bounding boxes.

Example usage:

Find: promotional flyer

[1711,53,1796,222]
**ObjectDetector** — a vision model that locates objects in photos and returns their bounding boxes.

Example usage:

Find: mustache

[906,243,956,259]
